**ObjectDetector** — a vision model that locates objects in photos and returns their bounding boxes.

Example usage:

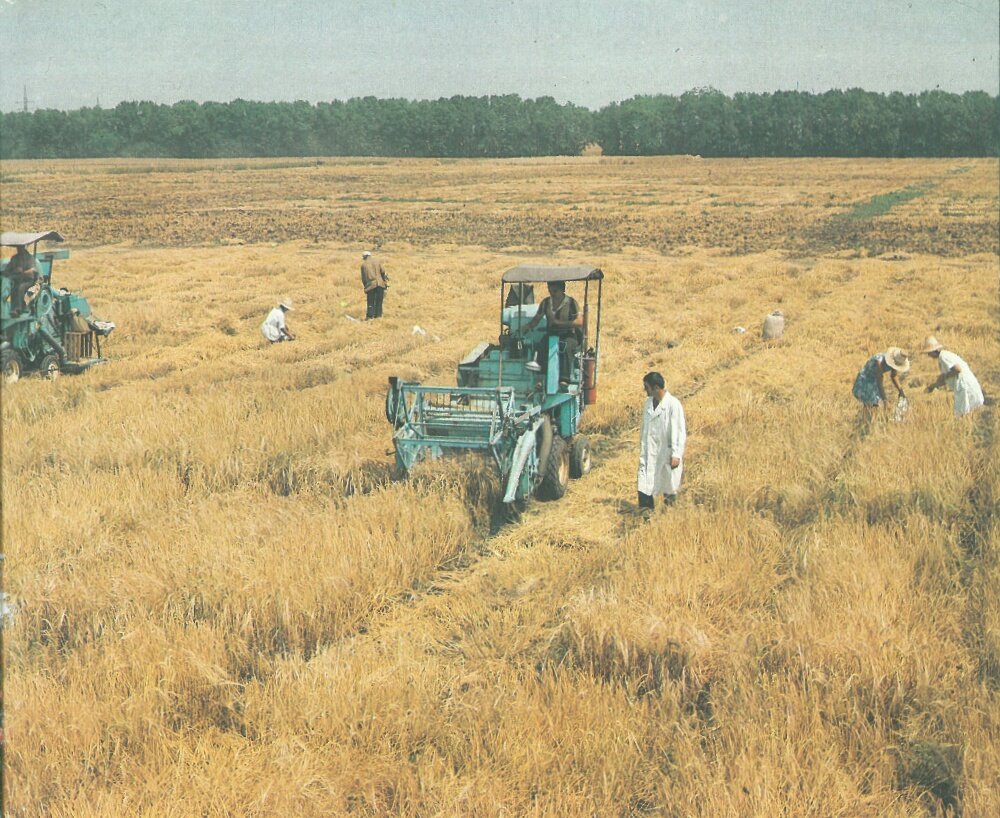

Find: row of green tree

[1,89,996,159]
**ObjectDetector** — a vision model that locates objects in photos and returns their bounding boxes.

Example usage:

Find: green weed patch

[843,183,936,220]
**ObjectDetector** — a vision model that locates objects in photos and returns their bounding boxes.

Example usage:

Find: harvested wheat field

[2,156,998,816]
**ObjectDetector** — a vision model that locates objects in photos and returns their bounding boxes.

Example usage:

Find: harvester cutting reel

[385,379,573,504]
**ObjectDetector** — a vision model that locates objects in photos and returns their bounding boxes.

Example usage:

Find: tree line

[1,89,996,160]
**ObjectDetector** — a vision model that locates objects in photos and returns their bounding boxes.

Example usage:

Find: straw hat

[279,298,295,311]
[883,347,910,373]
[921,335,943,354]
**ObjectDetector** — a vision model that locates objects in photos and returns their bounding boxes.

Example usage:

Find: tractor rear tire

[40,353,61,380]
[570,435,592,478]
[537,435,570,501]
[1,348,20,384]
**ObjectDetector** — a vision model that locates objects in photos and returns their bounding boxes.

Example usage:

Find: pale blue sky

[1,0,997,112]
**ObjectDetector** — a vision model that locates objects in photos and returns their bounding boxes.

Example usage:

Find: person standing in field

[637,371,686,511]
[361,251,388,320]
[261,299,295,343]
[922,336,984,417]
[852,347,909,410]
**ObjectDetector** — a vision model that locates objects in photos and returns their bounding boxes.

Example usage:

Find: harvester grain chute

[1,231,114,383]
[386,264,603,504]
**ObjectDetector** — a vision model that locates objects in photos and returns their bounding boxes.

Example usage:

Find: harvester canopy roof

[502,264,603,284]
[1,231,65,247]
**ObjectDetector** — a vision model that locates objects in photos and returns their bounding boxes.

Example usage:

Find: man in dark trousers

[360,251,388,320]
[637,371,686,511]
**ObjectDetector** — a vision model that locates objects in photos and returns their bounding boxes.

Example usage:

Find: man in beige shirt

[360,251,388,320]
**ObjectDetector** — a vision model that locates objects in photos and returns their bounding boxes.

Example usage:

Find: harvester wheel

[40,353,61,380]
[1,348,20,384]
[535,415,553,479]
[570,435,592,478]
[385,384,402,426]
[537,435,570,501]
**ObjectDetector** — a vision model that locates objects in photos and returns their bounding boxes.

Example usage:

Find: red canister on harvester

[583,354,597,405]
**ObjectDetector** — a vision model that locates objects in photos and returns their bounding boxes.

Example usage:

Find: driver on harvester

[5,246,39,316]
[523,280,584,383]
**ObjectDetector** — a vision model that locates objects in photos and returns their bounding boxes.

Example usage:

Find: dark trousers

[638,492,676,509]
[559,336,578,382]
[366,287,385,319]
[546,333,578,383]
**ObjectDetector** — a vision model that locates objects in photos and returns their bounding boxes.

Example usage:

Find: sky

[0,0,997,113]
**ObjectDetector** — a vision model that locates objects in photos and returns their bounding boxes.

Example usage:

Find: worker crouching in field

[637,371,686,511]
[853,347,909,412]
[922,336,984,417]
[261,299,295,343]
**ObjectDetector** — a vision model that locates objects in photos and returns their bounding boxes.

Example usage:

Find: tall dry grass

[2,157,998,816]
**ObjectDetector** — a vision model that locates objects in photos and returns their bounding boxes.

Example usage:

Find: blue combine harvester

[1,231,114,382]
[386,264,604,505]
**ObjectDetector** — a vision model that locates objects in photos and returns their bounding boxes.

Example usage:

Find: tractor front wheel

[535,415,553,479]
[385,383,402,426]
[1,348,20,384]
[537,435,570,501]
[570,435,592,478]
[40,353,61,380]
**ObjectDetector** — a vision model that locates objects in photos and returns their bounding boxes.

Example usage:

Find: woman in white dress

[922,336,984,417]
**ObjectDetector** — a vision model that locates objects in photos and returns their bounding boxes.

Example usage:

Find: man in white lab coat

[637,371,686,510]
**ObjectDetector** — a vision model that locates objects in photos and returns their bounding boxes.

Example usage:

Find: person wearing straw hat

[922,336,984,417]
[852,347,909,408]
[261,299,295,343]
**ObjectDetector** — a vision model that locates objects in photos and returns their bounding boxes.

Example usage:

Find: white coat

[638,392,686,496]
[261,307,287,342]
[937,349,984,417]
